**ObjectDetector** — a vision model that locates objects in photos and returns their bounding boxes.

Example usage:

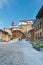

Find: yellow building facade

[19,20,34,33]
[0,29,11,42]
[3,31,11,42]
[32,6,43,40]
[4,20,34,40]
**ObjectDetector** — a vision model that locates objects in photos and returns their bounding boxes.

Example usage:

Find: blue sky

[0,0,43,29]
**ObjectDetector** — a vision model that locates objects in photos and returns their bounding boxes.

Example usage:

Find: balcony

[32,18,43,27]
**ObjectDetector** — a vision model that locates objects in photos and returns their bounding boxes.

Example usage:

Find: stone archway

[12,30,25,39]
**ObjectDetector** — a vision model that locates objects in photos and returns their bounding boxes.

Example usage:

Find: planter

[32,43,41,51]
[40,48,43,51]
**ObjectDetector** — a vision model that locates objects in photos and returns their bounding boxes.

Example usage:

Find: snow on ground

[9,38,18,43]
[0,40,43,65]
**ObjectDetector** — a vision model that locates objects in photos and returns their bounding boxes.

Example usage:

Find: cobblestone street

[0,40,43,65]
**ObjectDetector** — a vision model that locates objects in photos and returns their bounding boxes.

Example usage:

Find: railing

[32,18,43,27]
[36,37,43,41]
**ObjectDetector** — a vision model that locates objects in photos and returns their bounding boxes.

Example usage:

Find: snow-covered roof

[7,31,12,36]
[4,29,12,35]
[12,29,20,32]
[19,20,34,25]
[19,22,27,25]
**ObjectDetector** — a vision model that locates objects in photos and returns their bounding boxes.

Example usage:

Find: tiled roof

[20,20,34,22]
[28,29,34,33]
[36,5,43,18]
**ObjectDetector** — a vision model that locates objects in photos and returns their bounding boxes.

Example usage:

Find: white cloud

[0,0,12,9]
[0,0,18,9]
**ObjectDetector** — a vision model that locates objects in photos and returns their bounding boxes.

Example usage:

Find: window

[39,23,41,29]
[40,32,42,37]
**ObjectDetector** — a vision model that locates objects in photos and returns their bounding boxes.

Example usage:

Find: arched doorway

[12,30,25,39]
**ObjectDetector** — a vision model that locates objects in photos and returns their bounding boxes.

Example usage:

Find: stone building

[32,5,43,40]
[3,31,11,42]
[0,29,11,42]
[12,30,25,39]
[28,29,34,41]
[4,20,34,40]
[0,29,3,41]
[4,28,12,40]
[19,20,34,38]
